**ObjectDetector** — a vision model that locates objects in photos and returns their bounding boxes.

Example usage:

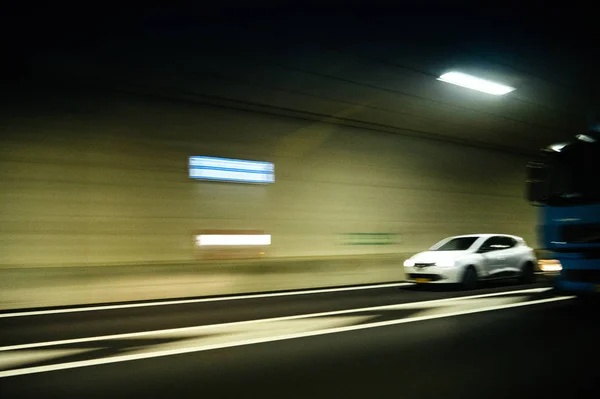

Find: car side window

[479,237,499,252]
[498,237,516,249]
[480,236,513,252]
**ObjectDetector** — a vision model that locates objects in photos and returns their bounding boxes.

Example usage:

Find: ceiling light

[576,134,596,143]
[549,143,568,152]
[438,71,515,95]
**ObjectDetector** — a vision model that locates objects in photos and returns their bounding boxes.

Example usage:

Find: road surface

[1,280,598,398]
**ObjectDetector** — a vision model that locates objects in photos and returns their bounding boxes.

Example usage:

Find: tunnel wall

[0,88,535,308]
[1,89,535,266]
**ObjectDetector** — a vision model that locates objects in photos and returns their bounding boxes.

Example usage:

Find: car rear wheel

[461,266,478,290]
[519,262,535,285]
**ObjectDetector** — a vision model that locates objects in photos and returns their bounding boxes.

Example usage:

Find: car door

[489,236,515,275]
[498,237,523,274]
[478,236,504,277]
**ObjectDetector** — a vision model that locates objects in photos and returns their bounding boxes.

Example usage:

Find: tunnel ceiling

[3,3,599,154]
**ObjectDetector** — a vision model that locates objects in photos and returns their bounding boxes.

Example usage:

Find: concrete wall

[1,88,534,266]
[0,87,535,308]
[0,255,409,310]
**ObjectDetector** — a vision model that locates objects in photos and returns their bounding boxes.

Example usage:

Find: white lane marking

[0,317,373,371]
[0,282,414,318]
[406,296,527,318]
[0,349,100,370]
[0,287,551,352]
[0,294,573,378]
[124,315,374,355]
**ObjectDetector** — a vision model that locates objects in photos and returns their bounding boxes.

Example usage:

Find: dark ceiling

[2,2,598,154]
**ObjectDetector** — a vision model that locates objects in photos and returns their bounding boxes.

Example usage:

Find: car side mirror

[477,247,491,254]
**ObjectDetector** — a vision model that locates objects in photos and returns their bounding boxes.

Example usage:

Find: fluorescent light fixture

[549,143,568,152]
[438,71,515,95]
[196,234,272,246]
[189,156,274,184]
[576,134,596,143]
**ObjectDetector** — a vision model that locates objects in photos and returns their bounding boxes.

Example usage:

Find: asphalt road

[1,280,599,398]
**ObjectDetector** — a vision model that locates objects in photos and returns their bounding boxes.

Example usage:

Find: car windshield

[431,237,478,251]
[533,138,600,206]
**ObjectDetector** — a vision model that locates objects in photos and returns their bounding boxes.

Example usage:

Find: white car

[403,234,537,288]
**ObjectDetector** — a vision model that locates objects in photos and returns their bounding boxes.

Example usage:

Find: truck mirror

[526,180,542,203]
[526,162,547,204]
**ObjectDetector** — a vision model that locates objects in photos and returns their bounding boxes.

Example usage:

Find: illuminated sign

[196,234,272,246]
[189,156,274,184]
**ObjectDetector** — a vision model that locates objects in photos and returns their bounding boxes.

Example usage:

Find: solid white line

[0,294,573,378]
[0,282,414,318]
[0,287,551,352]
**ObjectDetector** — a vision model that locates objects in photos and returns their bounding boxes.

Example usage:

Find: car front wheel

[461,266,478,290]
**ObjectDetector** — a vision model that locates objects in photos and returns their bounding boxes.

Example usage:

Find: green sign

[343,233,399,246]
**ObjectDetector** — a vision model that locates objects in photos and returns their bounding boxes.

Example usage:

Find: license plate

[415,278,431,283]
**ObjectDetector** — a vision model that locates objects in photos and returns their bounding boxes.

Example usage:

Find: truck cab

[526,131,600,294]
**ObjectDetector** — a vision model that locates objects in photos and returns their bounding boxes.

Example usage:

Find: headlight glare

[538,259,562,272]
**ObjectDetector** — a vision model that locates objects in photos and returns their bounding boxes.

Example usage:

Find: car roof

[447,234,523,241]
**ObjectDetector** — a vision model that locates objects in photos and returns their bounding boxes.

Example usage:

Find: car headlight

[538,259,562,272]
[435,261,456,268]
[403,259,415,267]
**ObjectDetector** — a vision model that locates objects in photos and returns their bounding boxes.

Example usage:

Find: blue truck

[526,131,600,294]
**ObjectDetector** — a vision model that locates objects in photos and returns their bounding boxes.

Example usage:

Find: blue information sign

[189,156,275,184]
